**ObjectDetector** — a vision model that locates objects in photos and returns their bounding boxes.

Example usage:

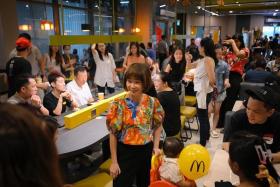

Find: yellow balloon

[178,144,211,180]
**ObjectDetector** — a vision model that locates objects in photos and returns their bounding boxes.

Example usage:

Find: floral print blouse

[106,93,164,145]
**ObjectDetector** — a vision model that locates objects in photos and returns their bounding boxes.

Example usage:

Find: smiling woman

[106,63,164,187]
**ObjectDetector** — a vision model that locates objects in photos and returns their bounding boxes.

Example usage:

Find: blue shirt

[147,48,156,61]
[215,60,229,93]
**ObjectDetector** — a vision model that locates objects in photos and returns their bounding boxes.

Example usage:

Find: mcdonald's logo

[190,160,205,172]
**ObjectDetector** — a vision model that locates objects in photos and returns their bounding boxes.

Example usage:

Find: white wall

[186,14,236,40]
[250,15,265,30]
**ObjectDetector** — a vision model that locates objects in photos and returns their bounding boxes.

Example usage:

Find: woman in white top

[44,45,64,75]
[91,43,117,94]
[186,37,216,146]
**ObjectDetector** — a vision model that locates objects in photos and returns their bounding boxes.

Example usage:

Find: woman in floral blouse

[107,63,164,187]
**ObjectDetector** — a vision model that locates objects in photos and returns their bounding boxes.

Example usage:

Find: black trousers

[113,142,153,187]
[97,83,115,95]
[217,72,242,128]
[197,93,212,146]
[158,53,167,70]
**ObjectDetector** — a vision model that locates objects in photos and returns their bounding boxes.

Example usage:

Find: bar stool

[180,106,199,139]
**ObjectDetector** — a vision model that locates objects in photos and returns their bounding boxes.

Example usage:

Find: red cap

[16,37,31,49]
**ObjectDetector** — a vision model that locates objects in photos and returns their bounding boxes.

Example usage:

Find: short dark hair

[163,137,184,158]
[74,66,87,76]
[18,32,31,41]
[63,45,70,49]
[15,74,34,92]
[161,35,166,40]
[147,42,152,48]
[232,34,245,49]
[123,63,152,93]
[229,131,279,186]
[158,72,172,88]
[255,59,266,69]
[48,71,65,84]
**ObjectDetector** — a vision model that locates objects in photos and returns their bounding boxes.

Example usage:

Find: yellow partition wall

[64,92,127,129]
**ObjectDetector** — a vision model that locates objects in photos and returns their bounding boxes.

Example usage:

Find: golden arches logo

[190,160,205,172]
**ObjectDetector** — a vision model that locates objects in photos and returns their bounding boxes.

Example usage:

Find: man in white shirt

[66,66,94,107]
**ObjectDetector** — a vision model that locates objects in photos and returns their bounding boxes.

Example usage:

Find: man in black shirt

[43,71,78,116]
[223,86,280,163]
[6,37,32,97]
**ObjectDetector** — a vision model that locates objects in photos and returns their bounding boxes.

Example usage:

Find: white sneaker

[211,130,219,138]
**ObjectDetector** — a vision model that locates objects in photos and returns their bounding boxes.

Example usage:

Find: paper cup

[98,92,104,100]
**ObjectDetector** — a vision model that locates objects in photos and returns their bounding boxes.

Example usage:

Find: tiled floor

[184,115,224,187]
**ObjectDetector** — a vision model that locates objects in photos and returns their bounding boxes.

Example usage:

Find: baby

[159,137,196,187]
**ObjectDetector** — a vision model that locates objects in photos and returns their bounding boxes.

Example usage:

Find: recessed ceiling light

[25,4,29,8]
[195,11,198,14]
[273,13,277,16]
[177,0,179,2]
[197,6,201,9]
[276,9,279,12]
[159,4,166,8]
[238,4,241,6]
[235,1,239,3]
[229,10,233,13]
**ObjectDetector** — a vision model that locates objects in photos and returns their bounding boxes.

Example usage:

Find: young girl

[159,137,196,187]
[229,132,279,187]
[208,44,230,138]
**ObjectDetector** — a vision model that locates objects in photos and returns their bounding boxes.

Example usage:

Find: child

[208,44,230,138]
[229,132,279,187]
[159,137,196,187]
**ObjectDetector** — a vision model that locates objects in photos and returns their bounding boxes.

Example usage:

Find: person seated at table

[153,72,181,137]
[159,137,196,187]
[0,103,63,187]
[43,71,78,116]
[223,86,280,163]
[229,132,279,187]
[107,63,164,187]
[7,74,49,115]
[66,66,94,107]
[244,59,274,83]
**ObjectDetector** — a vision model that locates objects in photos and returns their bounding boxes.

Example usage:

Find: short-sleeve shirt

[223,109,280,153]
[228,48,249,75]
[159,157,183,184]
[216,60,229,93]
[9,45,42,76]
[43,92,72,116]
[66,80,92,107]
[6,57,32,97]
[93,53,116,88]
[106,93,164,145]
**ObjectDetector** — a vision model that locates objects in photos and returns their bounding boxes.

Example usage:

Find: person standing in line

[107,63,164,187]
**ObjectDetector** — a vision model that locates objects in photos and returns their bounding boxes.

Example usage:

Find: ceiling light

[235,1,239,3]
[197,6,201,9]
[238,4,241,6]
[159,4,166,8]
[25,4,29,8]
[195,11,198,14]
[120,1,129,4]
[276,9,279,12]
[273,13,277,16]
[65,0,69,3]
[177,0,180,2]
[229,10,233,13]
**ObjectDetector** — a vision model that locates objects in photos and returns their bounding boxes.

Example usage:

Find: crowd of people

[1,31,280,187]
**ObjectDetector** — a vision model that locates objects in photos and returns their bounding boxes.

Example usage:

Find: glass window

[263,26,275,38]
[16,1,54,54]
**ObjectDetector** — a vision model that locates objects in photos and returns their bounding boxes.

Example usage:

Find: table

[57,116,108,158]
[202,149,239,187]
